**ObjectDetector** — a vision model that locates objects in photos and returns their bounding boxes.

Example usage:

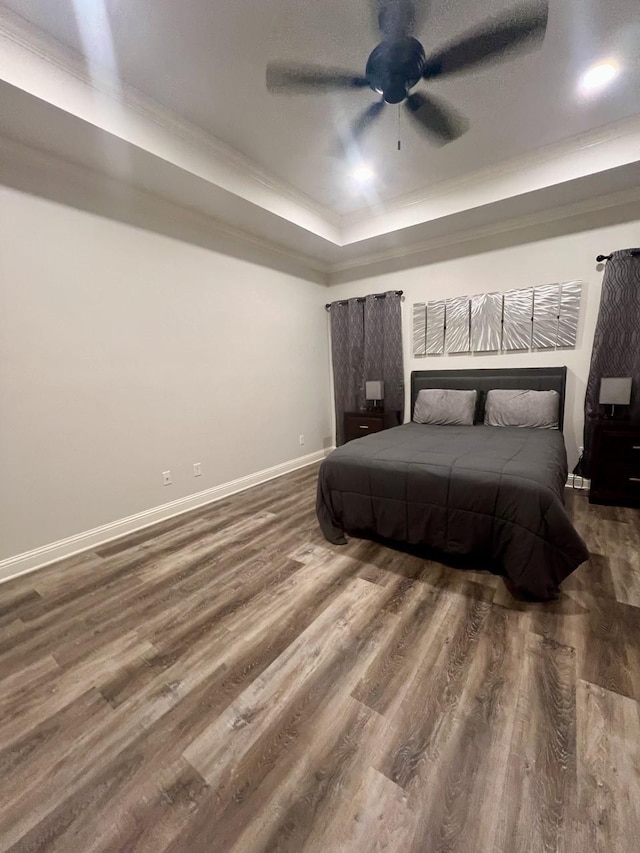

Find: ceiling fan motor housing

[366,37,426,104]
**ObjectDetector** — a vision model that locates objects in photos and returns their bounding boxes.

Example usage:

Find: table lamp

[599,377,632,418]
[365,380,384,410]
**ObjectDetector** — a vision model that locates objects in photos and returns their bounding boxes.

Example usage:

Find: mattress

[316,422,589,600]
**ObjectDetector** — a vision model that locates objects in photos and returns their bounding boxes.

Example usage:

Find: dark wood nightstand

[589,421,640,507]
[344,410,385,444]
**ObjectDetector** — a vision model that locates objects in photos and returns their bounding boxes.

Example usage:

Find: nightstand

[344,410,385,444]
[589,421,640,507]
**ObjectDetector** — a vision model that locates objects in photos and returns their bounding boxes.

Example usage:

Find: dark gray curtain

[330,299,365,447]
[583,248,640,476]
[363,292,404,431]
[330,292,404,446]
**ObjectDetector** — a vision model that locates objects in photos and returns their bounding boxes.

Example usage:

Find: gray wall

[0,185,332,560]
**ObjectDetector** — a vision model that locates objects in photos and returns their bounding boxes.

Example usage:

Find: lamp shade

[365,380,384,401]
[599,377,632,406]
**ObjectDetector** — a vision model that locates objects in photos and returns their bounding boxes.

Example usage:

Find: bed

[317,367,589,600]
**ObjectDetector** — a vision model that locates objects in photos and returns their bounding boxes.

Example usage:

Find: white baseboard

[0,449,330,585]
[566,474,590,491]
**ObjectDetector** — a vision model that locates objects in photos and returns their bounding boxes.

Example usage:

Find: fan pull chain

[397,104,402,151]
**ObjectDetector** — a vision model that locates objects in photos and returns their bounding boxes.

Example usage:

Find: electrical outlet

[193,462,202,477]
[299,434,305,446]
[162,470,172,486]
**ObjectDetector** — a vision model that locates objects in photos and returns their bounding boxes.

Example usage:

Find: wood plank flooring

[1,465,639,852]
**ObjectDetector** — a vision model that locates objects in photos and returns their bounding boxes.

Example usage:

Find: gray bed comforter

[316,423,589,600]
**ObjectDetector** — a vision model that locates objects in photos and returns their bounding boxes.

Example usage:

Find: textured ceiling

[1,0,639,214]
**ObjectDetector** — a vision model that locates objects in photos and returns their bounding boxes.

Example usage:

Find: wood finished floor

[1,465,640,852]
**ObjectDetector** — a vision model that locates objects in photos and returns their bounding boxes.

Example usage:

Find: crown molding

[2,115,638,286]
[0,132,332,283]
[0,7,342,231]
[340,114,640,229]
[328,185,640,280]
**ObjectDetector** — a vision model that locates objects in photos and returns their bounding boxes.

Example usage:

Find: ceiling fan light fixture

[578,61,619,97]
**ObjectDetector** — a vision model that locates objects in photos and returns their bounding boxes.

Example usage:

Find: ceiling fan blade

[351,100,386,141]
[333,101,385,155]
[405,92,468,144]
[422,1,548,80]
[266,63,369,93]
[374,0,426,40]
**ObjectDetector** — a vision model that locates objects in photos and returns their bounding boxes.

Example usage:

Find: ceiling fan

[266,0,549,147]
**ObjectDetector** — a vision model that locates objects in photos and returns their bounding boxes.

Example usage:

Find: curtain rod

[325,290,403,311]
[597,249,640,262]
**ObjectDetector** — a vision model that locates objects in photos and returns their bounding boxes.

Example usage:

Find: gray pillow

[413,389,477,426]
[484,389,560,429]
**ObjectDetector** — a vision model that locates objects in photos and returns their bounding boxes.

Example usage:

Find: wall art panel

[502,288,533,351]
[470,292,502,352]
[412,303,426,356]
[425,301,446,354]
[557,281,582,348]
[445,296,471,353]
[532,284,561,349]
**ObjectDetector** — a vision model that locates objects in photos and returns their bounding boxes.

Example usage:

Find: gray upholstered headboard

[410,367,568,430]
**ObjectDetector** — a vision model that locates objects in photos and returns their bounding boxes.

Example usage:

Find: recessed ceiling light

[579,61,619,97]
[351,163,375,185]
